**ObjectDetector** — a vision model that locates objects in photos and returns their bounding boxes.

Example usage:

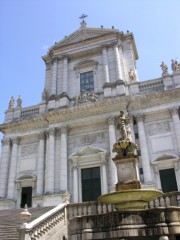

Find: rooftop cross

[79,14,88,20]
[79,14,88,28]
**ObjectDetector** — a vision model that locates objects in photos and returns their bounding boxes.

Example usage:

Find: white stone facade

[0,22,180,209]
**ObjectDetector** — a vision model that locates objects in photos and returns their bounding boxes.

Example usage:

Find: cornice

[1,87,180,134]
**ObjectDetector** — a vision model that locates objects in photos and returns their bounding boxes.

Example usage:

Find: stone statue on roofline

[8,96,15,109]
[17,95,22,108]
[160,61,168,75]
[171,59,180,72]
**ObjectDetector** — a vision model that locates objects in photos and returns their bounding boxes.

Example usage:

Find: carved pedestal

[113,156,141,191]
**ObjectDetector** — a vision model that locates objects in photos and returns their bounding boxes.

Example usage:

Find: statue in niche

[171,59,179,72]
[8,96,15,109]
[17,95,22,107]
[113,111,138,158]
[160,61,168,75]
[128,68,136,80]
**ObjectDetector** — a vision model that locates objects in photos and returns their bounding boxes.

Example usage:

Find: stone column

[107,118,118,191]
[136,115,153,183]
[62,56,68,93]
[60,125,68,191]
[113,43,123,80]
[0,138,11,198]
[102,45,110,83]
[169,107,180,151]
[99,152,108,194]
[7,137,20,199]
[36,132,45,195]
[51,58,58,95]
[46,128,56,194]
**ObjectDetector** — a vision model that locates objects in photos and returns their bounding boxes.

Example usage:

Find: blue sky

[0,0,180,141]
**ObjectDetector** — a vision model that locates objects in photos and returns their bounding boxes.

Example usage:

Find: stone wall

[68,207,180,240]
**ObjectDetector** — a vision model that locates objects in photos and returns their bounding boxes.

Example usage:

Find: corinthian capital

[38,132,45,140]
[48,127,57,136]
[1,138,11,146]
[107,117,115,126]
[135,114,144,123]
[169,107,179,116]
[12,137,20,145]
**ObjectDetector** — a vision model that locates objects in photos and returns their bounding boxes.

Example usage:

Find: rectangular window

[80,71,94,92]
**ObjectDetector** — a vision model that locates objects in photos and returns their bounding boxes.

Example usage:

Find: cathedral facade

[0,20,180,209]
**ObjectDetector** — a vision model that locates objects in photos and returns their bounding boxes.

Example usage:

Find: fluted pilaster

[51,58,58,95]
[102,45,110,83]
[7,137,20,199]
[0,138,11,197]
[45,128,56,193]
[113,43,123,81]
[136,115,152,183]
[169,107,180,152]
[60,125,68,191]
[37,132,45,195]
[62,56,68,93]
[107,117,118,191]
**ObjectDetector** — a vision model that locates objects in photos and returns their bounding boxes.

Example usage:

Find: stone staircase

[0,206,54,240]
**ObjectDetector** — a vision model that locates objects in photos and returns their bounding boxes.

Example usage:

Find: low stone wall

[68,207,180,240]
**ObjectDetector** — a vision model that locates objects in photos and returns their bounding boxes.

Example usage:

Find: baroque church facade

[0,20,180,210]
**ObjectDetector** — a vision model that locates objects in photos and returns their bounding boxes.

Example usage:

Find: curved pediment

[16,174,36,181]
[152,153,179,163]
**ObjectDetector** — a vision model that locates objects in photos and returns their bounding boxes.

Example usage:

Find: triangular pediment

[70,146,107,158]
[50,27,119,50]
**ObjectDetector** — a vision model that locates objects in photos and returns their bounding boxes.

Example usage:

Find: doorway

[20,187,32,208]
[81,167,101,202]
[159,168,178,193]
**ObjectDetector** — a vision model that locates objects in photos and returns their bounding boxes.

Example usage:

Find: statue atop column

[113,110,137,159]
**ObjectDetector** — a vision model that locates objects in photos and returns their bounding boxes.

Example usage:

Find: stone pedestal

[113,156,141,191]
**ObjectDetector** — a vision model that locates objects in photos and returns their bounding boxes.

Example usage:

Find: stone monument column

[62,56,68,93]
[51,57,58,95]
[136,115,153,183]
[99,152,108,194]
[7,137,20,199]
[0,138,11,198]
[60,125,68,191]
[102,45,110,83]
[107,118,118,191]
[37,132,45,195]
[113,43,123,80]
[169,107,180,151]
[46,128,56,193]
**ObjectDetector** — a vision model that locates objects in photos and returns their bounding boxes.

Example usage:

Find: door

[159,168,178,193]
[81,167,101,202]
[20,187,32,208]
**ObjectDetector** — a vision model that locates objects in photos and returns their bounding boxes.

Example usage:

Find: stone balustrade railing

[67,201,116,219]
[18,203,67,240]
[20,106,40,119]
[139,78,164,92]
[148,191,180,208]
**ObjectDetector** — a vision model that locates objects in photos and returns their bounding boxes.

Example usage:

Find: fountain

[98,111,163,210]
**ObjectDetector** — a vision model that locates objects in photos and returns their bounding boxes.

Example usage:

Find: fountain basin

[98,189,163,210]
